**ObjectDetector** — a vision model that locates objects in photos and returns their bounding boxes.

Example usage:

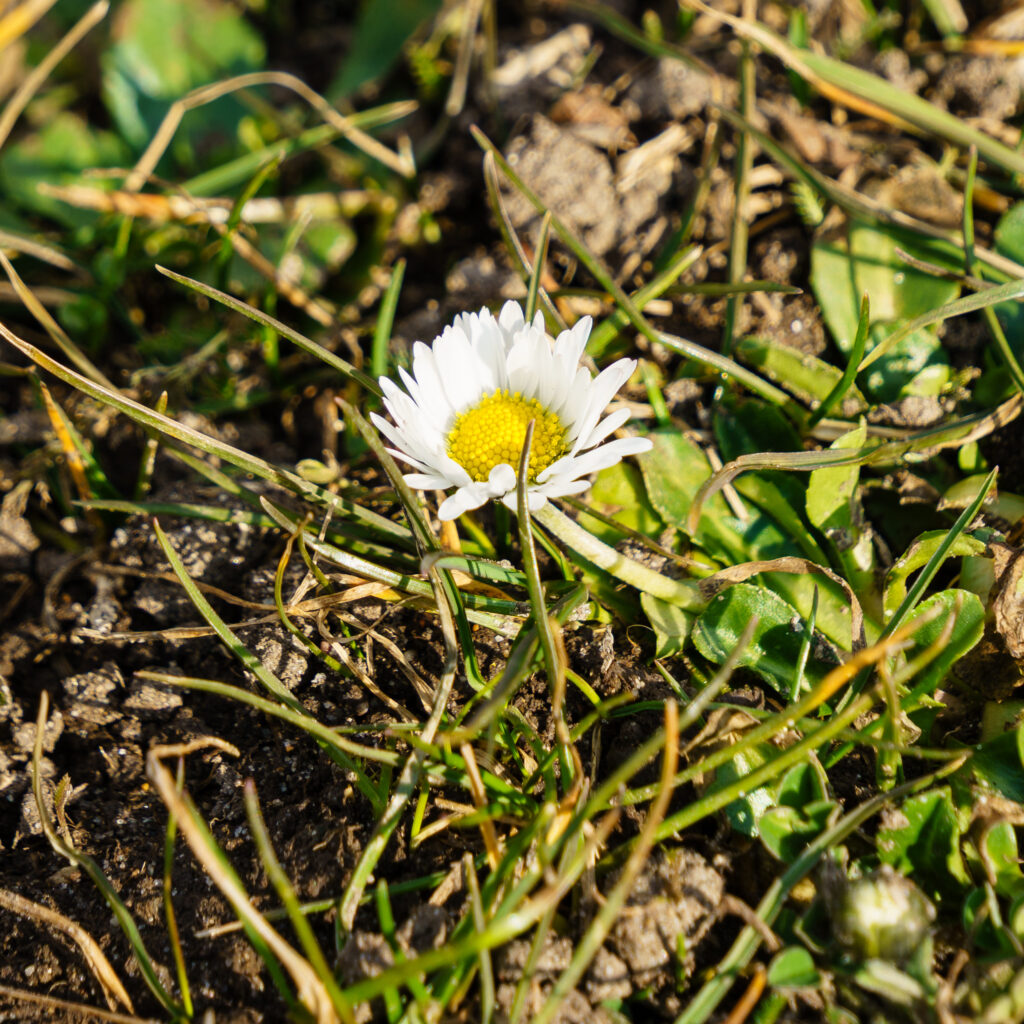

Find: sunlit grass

[4,2,1024,1022]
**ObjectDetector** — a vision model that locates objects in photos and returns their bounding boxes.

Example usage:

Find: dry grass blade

[460,742,504,870]
[323,639,421,723]
[684,0,1024,174]
[0,983,159,1024]
[125,71,415,193]
[146,738,352,1024]
[40,183,386,225]
[0,227,80,273]
[36,379,96,510]
[0,889,134,1013]
[534,702,680,1024]
[0,318,406,538]
[0,0,56,52]
[202,200,338,327]
[0,251,115,389]
[688,391,1024,532]
[0,1,108,152]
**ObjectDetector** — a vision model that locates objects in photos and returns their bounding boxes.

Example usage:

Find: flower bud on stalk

[827,865,936,962]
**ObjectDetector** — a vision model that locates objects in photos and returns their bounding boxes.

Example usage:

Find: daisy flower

[371,301,652,520]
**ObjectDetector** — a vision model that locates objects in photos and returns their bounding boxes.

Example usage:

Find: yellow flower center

[447,390,568,483]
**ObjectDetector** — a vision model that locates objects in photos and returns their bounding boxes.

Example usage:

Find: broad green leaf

[692,582,840,690]
[963,887,1021,960]
[640,593,693,658]
[102,0,265,150]
[979,822,1024,900]
[330,0,445,99]
[710,511,857,650]
[714,395,803,461]
[702,741,775,838]
[968,725,1024,804]
[902,590,985,701]
[884,535,987,619]
[981,701,1024,743]
[806,423,873,595]
[861,323,949,401]
[811,219,958,400]
[776,760,830,809]
[993,201,1024,357]
[942,474,1024,522]
[767,947,820,989]
[640,430,747,562]
[0,113,131,226]
[759,799,837,862]
[734,336,867,414]
[876,787,969,898]
[715,397,828,563]
[579,461,663,544]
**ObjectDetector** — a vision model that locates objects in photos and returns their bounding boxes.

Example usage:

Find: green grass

[6,2,1024,1022]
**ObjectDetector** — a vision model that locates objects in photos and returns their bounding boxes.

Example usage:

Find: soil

[1,2,1021,1022]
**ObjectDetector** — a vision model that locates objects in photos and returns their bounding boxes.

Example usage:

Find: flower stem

[534,504,705,612]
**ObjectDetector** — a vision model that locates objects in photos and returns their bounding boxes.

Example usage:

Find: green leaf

[776,760,830,808]
[861,323,949,401]
[330,0,445,99]
[991,201,1024,361]
[876,787,970,898]
[692,582,840,691]
[0,113,131,226]
[767,947,820,989]
[811,219,958,400]
[639,429,746,562]
[962,887,1021,959]
[714,395,803,462]
[640,593,693,658]
[806,422,874,595]
[884,535,987,619]
[702,741,776,838]
[968,725,1024,803]
[579,461,663,544]
[942,475,1024,522]
[715,397,829,564]
[759,799,837,862]
[734,336,867,414]
[102,0,265,150]
[979,822,1024,900]
[902,589,985,700]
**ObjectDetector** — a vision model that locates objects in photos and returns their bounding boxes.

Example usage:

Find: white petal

[439,483,490,520]
[580,406,631,450]
[404,472,454,490]
[387,448,432,472]
[499,300,525,334]
[554,365,594,427]
[611,435,653,456]
[435,326,485,410]
[500,488,548,513]
[436,452,473,486]
[411,341,446,402]
[487,462,517,495]
[539,477,591,499]
[553,316,591,366]
[570,358,636,454]
[567,436,651,477]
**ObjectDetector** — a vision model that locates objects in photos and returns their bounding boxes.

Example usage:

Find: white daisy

[371,301,652,521]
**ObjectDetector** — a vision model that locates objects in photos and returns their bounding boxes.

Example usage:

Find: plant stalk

[534,503,704,612]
